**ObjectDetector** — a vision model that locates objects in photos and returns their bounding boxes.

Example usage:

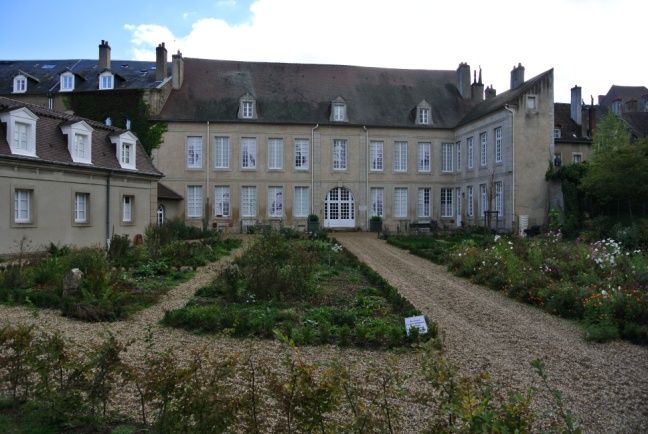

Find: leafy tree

[581,112,648,216]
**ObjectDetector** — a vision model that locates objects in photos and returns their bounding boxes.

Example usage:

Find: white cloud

[124,0,648,102]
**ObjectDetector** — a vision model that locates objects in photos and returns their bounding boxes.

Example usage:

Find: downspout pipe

[106,170,112,246]
[504,105,516,231]
[363,125,369,230]
[205,121,210,229]
[311,123,319,214]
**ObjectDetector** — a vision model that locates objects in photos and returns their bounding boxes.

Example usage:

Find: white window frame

[479,183,488,217]
[74,192,89,224]
[393,141,408,172]
[239,95,257,120]
[370,187,384,218]
[294,186,310,218]
[109,131,138,170]
[186,185,203,218]
[241,137,257,169]
[467,137,474,169]
[99,72,114,90]
[394,187,408,218]
[213,136,230,169]
[441,188,453,218]
[122,195,133,223]
[186,136,203,169]
[214,186,231,218]
[495,181,503,217]
[241,186,257,218]
[267,138,284,170]
[418,142,431,173]
[333,103,346,122]
[456,141,461,172]
[417,187,431,218]
[370,141,384,172]
[441,143,453,173]
[467,185,474,217]
[418,107,430,125]
[61,120,93,164]
[14,189,32,224]
[480,132,487,167]
[13,75,27,93]
[333,139,347,170]
[268,186,284,218]
[573,153,583,164]
[0,107,38,157]
[294,139,309,170]
[495,127,502,163]
[60,72,74,92]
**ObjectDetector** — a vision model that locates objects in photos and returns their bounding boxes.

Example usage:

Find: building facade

[153,59,554,233]
[0,97,162,255]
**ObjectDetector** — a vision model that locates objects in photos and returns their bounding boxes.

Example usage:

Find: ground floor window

[187,185,203,218]
[157,205,166,226]
[440,188,453,217]
[371,187,384,218]
[479,184,487,218]
[268,186,283,218]
[122,195,134,223]
[14,189,32,223]
[74,192,89,224]
[417,188,431,218]
[294,186,309,218]
[495,181,503,217]
[241,186,257,218]
[467,186,474,217]
[214,186,230,217]
[394,187,408,218]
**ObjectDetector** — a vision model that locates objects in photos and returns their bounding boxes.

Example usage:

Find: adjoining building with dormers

[0,97,162,255]
[0,40,180,117]
[152,59,554,234]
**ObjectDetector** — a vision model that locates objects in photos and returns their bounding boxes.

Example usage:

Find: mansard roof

[553,102,591,143]
[155,58,477,128]
[599,85,648,108]
[0,96,161,177]
[0,59,170,94]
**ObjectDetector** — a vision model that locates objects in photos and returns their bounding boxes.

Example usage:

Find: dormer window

[415,100,432,125]
[0,107,38,157]
[238,94,257,119]
[554,127,561,139]
[13,75,27,93]
[611,99,622,115]
[330,97,348,122]
[60,121,93,164]
[110,130,138,170]
[99,71,114,90]
[60,72,75,92]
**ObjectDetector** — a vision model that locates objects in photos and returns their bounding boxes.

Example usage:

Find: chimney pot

[172,51,184,90]
[510,63,525,89]
[155,42,168,81]
[570,85,582,126]
[456,62,471,99]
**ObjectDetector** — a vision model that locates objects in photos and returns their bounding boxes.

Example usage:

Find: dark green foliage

[66,91,167,156]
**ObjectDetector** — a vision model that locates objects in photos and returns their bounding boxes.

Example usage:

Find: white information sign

[404,315,428,336]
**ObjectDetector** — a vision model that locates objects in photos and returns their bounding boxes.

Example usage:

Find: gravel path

[335,232,648,434]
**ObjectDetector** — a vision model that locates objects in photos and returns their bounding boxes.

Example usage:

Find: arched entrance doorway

[324,187,355,228]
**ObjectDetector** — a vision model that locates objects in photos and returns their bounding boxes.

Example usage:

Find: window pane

[441,188,453,217]
[14,189,31,223]
[294,187,309,217]
[294,139,309,169]
[418,143,431,172]
[417,188,431,217]
[442,143,453,172]
[333,139,347,170]
[186,137,203,168]
[394,188,407,218]
[495,127,502,163]
[370,187,384,217]
[241,138,257,169]
[215,186,230,217]
[187,186,203,218]
[394,141,407,172]
[214,137,230,169]
[268,187,283,217]
[268,138,283,170]
[370,141,383,171]
[241,186,257,217]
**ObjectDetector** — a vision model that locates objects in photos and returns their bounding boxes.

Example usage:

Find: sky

[1,0,645,103]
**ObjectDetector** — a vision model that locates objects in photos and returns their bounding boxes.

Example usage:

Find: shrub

[108,234,132,268]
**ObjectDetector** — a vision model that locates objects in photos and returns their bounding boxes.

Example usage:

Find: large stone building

[0,97,161,254]
[152,59,554,233]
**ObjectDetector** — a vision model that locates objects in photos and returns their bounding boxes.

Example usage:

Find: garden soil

[1,233,647,432]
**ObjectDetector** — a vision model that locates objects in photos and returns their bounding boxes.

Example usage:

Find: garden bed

[388,231,648,344]
[164,231,434,348]
[0,224,241,322]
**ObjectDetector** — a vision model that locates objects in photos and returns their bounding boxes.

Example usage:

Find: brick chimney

[471,68,484,102]
[570,85,582,125]
[510,63,525,89]
[99,40,111,70]
[485,85,496,99]
[172,50,184,90]
[155,43,168,81]
[456,62,471,99]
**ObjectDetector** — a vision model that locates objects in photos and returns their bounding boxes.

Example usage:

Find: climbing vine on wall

[545,162,589,236]
[65,91,167,156]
